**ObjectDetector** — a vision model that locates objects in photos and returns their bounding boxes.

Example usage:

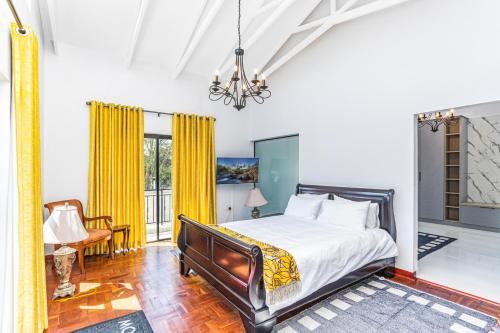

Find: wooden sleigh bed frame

[177,184,397,333]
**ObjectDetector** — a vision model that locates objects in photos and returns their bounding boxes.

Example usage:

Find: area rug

[70,310,153,333]
[273,277,497,333]
[418,232,457,260]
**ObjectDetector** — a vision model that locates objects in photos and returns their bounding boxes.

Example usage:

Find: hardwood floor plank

[45,242,499,332]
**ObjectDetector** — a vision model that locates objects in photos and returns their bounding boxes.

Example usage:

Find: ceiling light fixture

[418,109,456,132]
[209,0,271,111]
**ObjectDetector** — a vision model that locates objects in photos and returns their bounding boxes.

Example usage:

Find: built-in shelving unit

[445,119,461,221]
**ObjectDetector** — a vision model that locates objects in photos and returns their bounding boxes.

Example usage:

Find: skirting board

[393,267,416,280]
[394,268,500,308]
[418,277,500,308]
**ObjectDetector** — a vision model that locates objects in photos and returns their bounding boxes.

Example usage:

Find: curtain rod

[85,101,216,120]
[7,0,26,34]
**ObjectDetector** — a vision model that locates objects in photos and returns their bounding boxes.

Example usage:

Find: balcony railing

[145,189,172,242]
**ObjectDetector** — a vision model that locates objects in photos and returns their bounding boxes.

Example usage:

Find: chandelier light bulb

[418,109,456,132]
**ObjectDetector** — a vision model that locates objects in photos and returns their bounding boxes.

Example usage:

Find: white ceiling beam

[330,0,337,14]
[293,17,326,34]
[172,0,224,79]
[292,0,360,34]
[247,0,322,81]
[264,0,411,77]
[337,0,360,14]
[219,0,297,75]
[39,0,58,54]
[125,0,150,67]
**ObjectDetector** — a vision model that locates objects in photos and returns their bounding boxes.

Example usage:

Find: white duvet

[223,215,398,314]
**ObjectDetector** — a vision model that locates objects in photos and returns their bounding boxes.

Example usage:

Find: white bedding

[223,215,398,314]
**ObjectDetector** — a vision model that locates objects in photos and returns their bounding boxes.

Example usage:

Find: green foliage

[144,137,172,190]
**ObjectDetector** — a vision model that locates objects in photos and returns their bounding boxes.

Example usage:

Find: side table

[112,225,130,254]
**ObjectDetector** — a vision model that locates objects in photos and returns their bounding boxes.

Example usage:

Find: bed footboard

[177,214,274,332]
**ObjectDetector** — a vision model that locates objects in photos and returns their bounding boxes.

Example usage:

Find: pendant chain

[237,0,241,49]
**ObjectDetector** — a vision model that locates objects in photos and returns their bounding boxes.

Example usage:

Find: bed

[177,184,398,333]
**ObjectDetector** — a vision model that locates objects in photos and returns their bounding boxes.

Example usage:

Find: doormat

[70,310,153,333]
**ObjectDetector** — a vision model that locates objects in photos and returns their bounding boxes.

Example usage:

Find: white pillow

[333,194,380,229]
[317,199,370,231]
[284,195,323,220]
[297,193,329,200]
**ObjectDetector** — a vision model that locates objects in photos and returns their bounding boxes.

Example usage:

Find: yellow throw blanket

[210,225,301,305]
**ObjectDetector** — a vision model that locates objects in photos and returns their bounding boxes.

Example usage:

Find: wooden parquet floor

[46,242,500,332]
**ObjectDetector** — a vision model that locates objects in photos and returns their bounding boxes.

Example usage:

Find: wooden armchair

[44,199,114,274]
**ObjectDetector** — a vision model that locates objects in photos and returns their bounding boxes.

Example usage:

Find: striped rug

[274,277,497,333]
[418,232,457,260]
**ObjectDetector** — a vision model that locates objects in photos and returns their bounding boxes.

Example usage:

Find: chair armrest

[85,216,113,231]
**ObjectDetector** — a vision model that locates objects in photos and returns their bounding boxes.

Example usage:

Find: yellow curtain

[172,113,216,241]
[86,101,145,254]
[11,24,48,333]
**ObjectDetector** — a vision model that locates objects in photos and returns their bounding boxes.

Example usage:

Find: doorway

[416,100,500,303]
[144,134,172,242]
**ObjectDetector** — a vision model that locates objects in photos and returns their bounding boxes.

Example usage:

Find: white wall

[249,0,500,272]
[42,43,252,223]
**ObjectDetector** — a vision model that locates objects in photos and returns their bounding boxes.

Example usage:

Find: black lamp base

[251,207,260,219]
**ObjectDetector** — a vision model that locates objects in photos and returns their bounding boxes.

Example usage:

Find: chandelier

[209,0,271,111]
[418,109,456,132]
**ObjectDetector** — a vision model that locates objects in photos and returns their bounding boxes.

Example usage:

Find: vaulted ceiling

[39,0,410,79]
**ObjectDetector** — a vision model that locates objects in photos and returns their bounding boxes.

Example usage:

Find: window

[254,135,299,215]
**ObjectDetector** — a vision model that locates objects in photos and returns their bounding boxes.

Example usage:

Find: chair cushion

[69,228,111,246]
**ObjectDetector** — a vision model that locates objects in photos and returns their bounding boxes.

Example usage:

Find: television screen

[216,157,259,184]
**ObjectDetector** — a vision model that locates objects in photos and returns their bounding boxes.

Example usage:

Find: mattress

[223,215,398,314]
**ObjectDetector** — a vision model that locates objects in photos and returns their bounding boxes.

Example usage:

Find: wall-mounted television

[216,157,259,184]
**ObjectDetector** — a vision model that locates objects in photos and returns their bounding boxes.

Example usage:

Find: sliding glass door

[144,135,172,242]
[254,135,299,215]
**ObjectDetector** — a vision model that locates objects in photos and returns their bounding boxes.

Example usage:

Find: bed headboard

[296,183,396,241]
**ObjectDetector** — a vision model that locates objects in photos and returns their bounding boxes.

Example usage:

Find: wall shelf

[445,119,463,221]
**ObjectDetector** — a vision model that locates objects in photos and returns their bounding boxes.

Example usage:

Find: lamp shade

[43,204,89,244]
[245,188,268,208]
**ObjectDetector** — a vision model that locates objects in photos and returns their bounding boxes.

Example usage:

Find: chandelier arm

[209,92,225,101]
[233,75,241,109]
[239,58,264,104]
[224,94,234,106]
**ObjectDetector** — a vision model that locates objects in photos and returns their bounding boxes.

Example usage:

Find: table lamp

[43,202,89,299]
[245,188,268,218]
